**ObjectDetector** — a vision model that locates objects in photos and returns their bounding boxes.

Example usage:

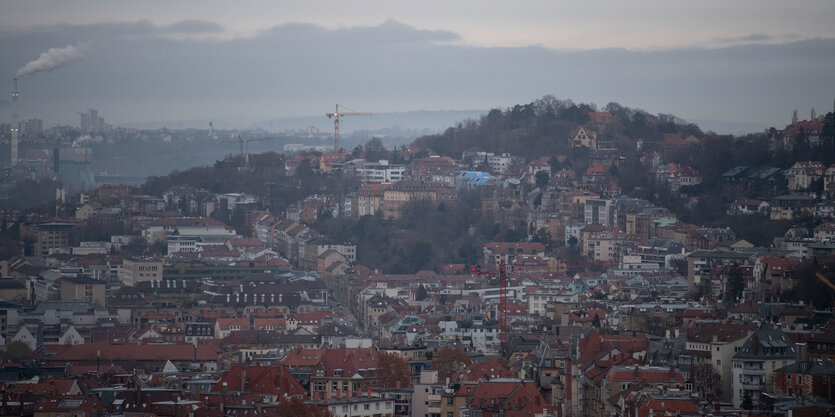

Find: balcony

[741,382,763,390]
[741,364,765,373]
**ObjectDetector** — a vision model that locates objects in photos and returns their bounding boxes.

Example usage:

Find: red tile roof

[458,360,514,382]
[578,330,649,363]
[358,183,392,197]
[11,378,77,396]
[316,348,379,378]
[636,396,698,417]
[212,365,306,397]
[483,242,545,254]
[467,380,551,417]
[216,318,251,331]
[252,318,285,331]
[278,348,327,368]
[47,342,221,363]
[588,111,615,124]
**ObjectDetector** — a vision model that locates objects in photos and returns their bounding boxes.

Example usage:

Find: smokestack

[10,79,18,167]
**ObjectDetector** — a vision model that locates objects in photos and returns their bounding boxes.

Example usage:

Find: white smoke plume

[16,42,89,77]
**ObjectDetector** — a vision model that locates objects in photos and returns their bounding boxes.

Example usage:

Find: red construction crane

[325,104,372,152]
[470,263,510,343]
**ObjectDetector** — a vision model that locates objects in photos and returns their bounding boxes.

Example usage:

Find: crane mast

[325,104,372,152]
[470,263,510,346]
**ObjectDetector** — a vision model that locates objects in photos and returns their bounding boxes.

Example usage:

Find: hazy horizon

[2,2,834,131]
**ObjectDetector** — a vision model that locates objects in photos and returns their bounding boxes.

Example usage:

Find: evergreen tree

[727,262,744,302]
[741,390,753,410]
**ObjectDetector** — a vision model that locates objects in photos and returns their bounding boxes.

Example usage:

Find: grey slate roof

[733,323,795,360]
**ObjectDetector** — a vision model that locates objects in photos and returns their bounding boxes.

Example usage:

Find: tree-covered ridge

[412,95,703,157]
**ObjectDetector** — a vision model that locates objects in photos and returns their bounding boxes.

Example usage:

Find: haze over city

[1,0,834,130]
[3,3,835,417]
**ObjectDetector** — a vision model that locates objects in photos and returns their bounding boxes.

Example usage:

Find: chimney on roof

[796,343,807,363]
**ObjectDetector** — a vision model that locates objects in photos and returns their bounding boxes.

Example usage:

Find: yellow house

[75,202,102,220]
[570,125,598,149]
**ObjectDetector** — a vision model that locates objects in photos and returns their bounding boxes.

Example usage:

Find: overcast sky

[2,1,834,130]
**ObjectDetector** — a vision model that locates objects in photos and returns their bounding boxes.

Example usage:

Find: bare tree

[792,109,799,125]
[431,347,471,381]
[691,363,722,401]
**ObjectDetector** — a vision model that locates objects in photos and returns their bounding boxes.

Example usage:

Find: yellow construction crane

[326,104,372,152]
[815,272,835,291]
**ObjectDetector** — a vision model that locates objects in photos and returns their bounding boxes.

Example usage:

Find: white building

[731,324,796,409]
[356,160,405,184]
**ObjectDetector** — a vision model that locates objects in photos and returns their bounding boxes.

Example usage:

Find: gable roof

[733,323,795,360]
[316,348,379,378]
[212,365,306,397]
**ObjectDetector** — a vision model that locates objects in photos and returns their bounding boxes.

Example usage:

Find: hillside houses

[1,104,835,417]
[787,161,826,191]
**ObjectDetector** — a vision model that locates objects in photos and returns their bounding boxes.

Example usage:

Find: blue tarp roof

[458,171,494,185]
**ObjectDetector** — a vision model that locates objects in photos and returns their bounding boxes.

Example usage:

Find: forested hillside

[412,95,703,157]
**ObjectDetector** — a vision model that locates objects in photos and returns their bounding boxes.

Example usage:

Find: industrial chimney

[10,78,19,167]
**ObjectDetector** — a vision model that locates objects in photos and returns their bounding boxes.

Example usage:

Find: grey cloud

[713,32,804,45]
[258,19,459,45]
[1,20,832,129]
[163,20,224,34]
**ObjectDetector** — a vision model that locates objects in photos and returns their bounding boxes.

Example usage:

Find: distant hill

[410,96,702,157]
[251,109,488,134]
[115,109,488,143]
